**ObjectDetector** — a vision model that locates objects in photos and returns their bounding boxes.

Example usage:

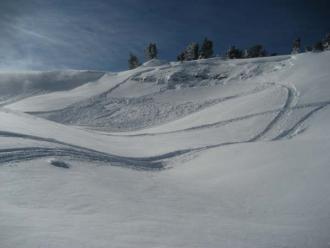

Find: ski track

[1,67,330,168]
[27,71,269,131]
[0,135,164,170]
[248,84,296,141]
[0,146,164,170]
[1,100,328,169]
[272,105,326,140]
[102,93,330,139]
[24,68,156,116]
[0,130,193,170]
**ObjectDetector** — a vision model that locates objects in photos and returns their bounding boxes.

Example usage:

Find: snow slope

[1,52,330,248]
[0,70,104,106]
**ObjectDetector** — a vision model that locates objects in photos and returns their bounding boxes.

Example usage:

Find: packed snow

[0,52,330,248]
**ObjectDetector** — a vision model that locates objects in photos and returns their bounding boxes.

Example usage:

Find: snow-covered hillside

[1,52,330,248]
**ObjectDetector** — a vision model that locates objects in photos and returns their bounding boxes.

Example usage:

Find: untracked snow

[0,52,330,248]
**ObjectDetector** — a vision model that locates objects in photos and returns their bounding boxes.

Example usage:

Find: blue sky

[0,0,329,71]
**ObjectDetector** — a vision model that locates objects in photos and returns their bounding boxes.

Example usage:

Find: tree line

[129,33,330,69]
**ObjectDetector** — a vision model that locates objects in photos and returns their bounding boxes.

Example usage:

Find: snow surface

[1,52,330,247]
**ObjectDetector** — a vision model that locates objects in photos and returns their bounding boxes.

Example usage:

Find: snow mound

[49,159,70,169]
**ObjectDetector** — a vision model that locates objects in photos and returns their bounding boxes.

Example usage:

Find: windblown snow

[1,52,330,248]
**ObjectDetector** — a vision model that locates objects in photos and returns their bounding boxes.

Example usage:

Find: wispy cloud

[5,22,69,46]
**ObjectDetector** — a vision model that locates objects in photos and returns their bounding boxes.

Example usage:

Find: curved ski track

[1,67,330,169]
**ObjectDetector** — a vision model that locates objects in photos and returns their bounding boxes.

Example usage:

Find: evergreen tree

[145,43,158,60]
[245,45,267,58]
[242,49,249,58]
[199,38,214,59]
[313,41,324,52]
[305,46,312,52]
[128,53,140,69]
[292,38,301,54]
[184,42,199,60]
[226,46,242,59]
[322,33,330,50]
[177,52,185,62]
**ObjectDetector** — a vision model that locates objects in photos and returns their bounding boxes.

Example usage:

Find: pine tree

[226,46,242,59]
[305,46,312,52]
[177,42,199,61]
[313,41,324,52]
[177,52,185,62]
[184,42,199,61]
[145,43,158,61]
[292,38,301,54]
[242,49,249,58]
[245,45,267,58]
[199,38,214,59]
[128,53,140,69]
[322,33,330,50]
